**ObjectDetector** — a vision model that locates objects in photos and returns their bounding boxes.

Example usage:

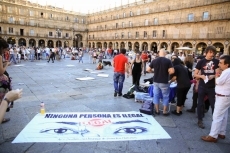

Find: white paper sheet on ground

[76,77,95,81]
[36,63,47,65]
[97,74,109,77]
[84,68,93,71]
[66,65,75,67]
[14,64,25,67]
[90,71,105,74]
[12,112,171,143]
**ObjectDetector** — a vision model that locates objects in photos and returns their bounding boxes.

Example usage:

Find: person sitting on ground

[0,89,22,124]
[96,60,103,70]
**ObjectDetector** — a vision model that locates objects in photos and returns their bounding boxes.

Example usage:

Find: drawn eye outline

[40,127,89,135]
[114,126,147,135]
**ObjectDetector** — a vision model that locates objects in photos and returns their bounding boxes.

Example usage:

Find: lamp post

[56,29,61,48]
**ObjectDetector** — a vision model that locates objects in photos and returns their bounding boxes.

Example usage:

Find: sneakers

[201,135,217,143]
[114,92,117,97]
[154,111,160,115]
[186,108,196,113]
[118,93,122,96]
[198,120,205,129]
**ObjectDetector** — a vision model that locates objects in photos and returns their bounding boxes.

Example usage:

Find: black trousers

[48,53,54,62]
[176,87,190,107]
[191,91,210,111]
[132,72,141,86]
[197,86,215,120]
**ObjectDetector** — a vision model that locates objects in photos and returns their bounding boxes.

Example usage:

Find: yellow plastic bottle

[40,102,45,114]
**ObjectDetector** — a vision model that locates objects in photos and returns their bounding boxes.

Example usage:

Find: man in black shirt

[194,46,219,129]
[147,49,174,116]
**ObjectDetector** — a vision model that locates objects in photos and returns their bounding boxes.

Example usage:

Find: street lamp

[56,29,62,48]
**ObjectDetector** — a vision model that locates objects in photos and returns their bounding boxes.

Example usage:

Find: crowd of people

[1,38,229,143]
[112,46,230,143]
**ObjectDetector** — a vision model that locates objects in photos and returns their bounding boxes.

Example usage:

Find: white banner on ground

[13,112,171,143]
[75,77,95,81]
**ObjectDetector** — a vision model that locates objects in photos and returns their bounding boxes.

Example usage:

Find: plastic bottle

[40,102,45,114]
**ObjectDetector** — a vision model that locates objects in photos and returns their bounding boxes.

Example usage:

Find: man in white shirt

[201,55,230,143]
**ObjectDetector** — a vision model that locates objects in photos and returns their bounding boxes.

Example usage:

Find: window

[121,32,124,38]
[188,13,194,21]
[130,11,133,16]
[66,33,69,37]
[153,18,158,25]
[122,22,125,28]
[75,18,78,23]
[41,12,43,17]
[30,20,35,26]
[144,31,147,38]
[9,27,13,33]
[203,12,209,20]
[136,32,139,38]
[128,32,131,38]
[19,18,24,24]
[129,21,132,27]
[8,17,14,23]
[153,30,157,37]
[145,19,148,26]
[57,32,62,37]
[50,14,53,18]
[82,19,84,24]
[30,10,34,16]
[19,9,24,15]
[49,32,53,36]
[145,8,149,14]
[137,9,140,15]
[117,14,119,19]
[66,16,69,21]
[7,7,12,13]
[116,23,118,28]
[123,13,126,18]
[115,33,118,38]
[30,29,34,36]
[163,30,166,37]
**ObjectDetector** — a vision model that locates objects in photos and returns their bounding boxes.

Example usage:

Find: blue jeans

[153,82,170,106]
[30,54,34,61]
[113,72,125,94]
[10,54,17,64]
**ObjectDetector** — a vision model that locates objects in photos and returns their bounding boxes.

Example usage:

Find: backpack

[139,98,155,116]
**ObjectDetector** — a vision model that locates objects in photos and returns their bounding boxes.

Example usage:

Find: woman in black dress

[130,52,144,86]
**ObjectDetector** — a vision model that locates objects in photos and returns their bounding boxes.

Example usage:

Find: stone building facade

[87,0,230,54]
[0,0,230,54]
[0,0,87,48]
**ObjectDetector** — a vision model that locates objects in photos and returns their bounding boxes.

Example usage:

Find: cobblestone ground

[0,55,229,153]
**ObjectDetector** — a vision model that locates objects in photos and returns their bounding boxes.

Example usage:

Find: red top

[141,53,148,61]
[113,54,128,74]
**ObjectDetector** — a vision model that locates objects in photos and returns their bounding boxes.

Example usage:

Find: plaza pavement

[0,54,229,153]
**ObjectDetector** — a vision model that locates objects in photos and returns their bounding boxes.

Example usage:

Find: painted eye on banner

[114,126,147,135]
[40,128,79,134]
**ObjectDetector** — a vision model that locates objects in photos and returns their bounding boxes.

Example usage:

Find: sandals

[2,118,10,124]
